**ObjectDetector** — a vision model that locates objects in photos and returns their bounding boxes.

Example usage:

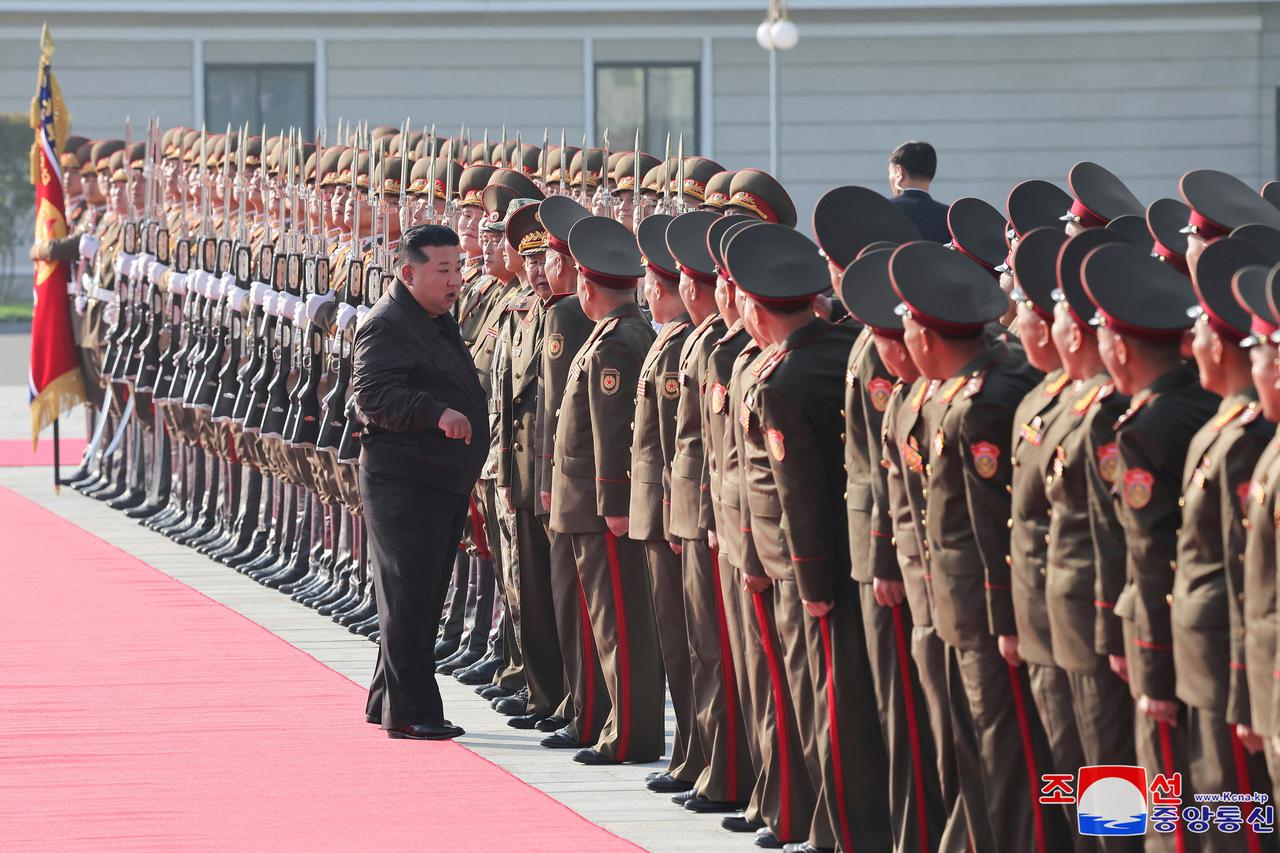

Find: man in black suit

[887,140,950,243]
[354,224,490,741]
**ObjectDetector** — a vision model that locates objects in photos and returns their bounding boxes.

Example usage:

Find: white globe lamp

[756,19,776,50]
[770,19,799,51]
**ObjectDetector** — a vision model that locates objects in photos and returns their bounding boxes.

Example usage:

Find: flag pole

[52,417,61,494]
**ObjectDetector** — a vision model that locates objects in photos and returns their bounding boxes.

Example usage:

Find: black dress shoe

[434,636,462,659]
[508,712,548,730]
[534,714,568,733]
[492,691,528,716]
[365,713,380,725]
[671,789,697,806]
[539,729,583,750]
[477,684,512,700]
[572,747,620,765]
[722,814,766,833]
[646,773,694,794]
[387,722,465,741]
[755,828,784,850]
[438,649,483,676]
[455,656,502,685]
[685,795,747,814]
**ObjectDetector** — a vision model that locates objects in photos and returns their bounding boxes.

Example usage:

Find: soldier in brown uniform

[1081,241,1220,853]
[1006,226,1092,845]
[843,245,972,853]
[1234,264,1280,806]
[1045,227,1142,853]
[628,212,703,791]
[1175,237,1277,850]
[817,185,949,853]
[1059,161,1145,239]
[730,223,890,853]
[703,215,778,837]
[664,210,756,811]
[550,215,664,766]
[494,201,567,729]
[892,240,1069,853]
[534,195,610,750]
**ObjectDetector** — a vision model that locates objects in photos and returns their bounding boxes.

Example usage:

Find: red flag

[28,25,85,447]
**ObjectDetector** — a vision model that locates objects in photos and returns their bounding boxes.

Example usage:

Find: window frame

[593,60,701,154]
[203,62,315,133]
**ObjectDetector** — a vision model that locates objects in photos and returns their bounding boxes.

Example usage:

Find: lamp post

[757,0,798,177]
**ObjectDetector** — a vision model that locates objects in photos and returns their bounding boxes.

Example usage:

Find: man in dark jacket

[353,224,489,741]
[888,141,949,243]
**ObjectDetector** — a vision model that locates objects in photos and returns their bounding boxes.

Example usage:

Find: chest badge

[933,428,945,457]
[711,382,727,414]
[1124,468,1154,509]
[1097,442,1119,485]
[767,428,786,461]
[1238,481,1252,515]
[902,437,924,473]
[971,441,1000,479]
[662,372,681,400]
[867,377,893,412]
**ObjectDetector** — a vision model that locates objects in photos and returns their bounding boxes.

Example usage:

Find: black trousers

[362,469,470,729]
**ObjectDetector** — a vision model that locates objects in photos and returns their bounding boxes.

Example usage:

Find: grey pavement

[0,437,744,851]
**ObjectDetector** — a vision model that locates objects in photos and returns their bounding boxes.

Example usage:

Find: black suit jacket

[353,280,489,495]
[890,188,950,244]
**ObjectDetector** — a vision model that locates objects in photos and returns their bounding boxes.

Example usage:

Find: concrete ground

[1,331,746,852]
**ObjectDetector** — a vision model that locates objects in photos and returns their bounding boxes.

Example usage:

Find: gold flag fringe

[30,369,86,450]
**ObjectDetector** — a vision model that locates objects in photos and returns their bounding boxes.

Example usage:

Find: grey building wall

[0,2,1276,238]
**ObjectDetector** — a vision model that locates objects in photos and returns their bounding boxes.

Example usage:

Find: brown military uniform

[745,317,892,852]
[1243,434,1280,800]
[535,293,608,744]
[704,322,772,826]
[1173,393,1275,842]
[920,336,1070,853]
[1010,368,1092,847]
[1046,373,1141,840]
[848,328,948,853]
[550,302,664,763]
[495,294,564,718]
[671,313,754,804]
[732,338,821,845]
[1109,364,1218,853]
[883,377,980,853]
[629,311,703,783]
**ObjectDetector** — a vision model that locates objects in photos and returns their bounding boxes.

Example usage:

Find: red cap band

[1188,209,1231,242]
[678,263,716,286]
[548,234,571,256]
[1152,240,1189,274]
[1070,199,1108,229]
[1097,310,1186,343]
[1252,314,1278,338]
[871,327,905,341]
[581,267,639,290]
[648,262,679,284]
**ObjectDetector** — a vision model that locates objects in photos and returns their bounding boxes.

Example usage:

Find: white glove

[305,291,336,323]
[169,272,188,297]
[334,302,358,331]
[277,292,302,320]
[250,282,271,307]
[226,284,249,314]
[113,251,137,277]
[74,293,87,315]
[78,233,99,261]
[356,304,371,328]
[291,302,307,327]
[149,261,168,283]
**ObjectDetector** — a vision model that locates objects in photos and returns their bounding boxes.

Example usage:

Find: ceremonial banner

[28,25,85,446]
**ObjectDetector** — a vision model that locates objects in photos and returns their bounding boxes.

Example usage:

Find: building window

[595,62,698,155]
[205,64,313,133]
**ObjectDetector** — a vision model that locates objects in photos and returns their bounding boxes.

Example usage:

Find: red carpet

[0,437,88,466]
[0,486,637,851]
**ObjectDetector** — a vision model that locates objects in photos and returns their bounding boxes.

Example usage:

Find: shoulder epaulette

[912,379,937,413]
[477,275,497,295]
[1211,401,1248,432]
[463,264,482,284]
[753,347,787,382]
[940,375,970,403]
[1044,371,1071,398]
[1072,384,1101,415]
[504,295,534,313]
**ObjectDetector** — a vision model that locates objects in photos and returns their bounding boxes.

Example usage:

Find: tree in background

[0,112,35,304]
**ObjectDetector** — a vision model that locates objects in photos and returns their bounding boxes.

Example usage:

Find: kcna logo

[1041,765,1151,837]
